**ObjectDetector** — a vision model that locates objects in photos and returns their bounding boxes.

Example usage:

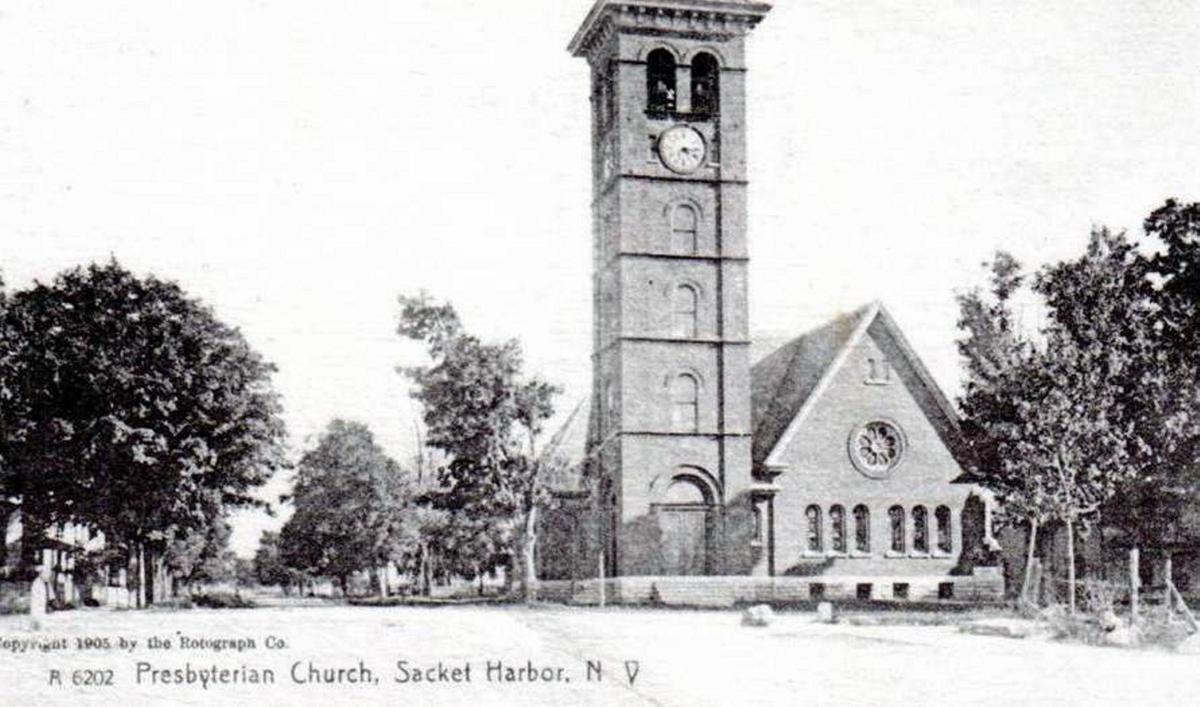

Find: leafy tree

[253,530,306,594]
[0,261,287,605]
[958,237,1148,611]
[390,490,450,596]
[280,419,409,595]
[233,557,256,588]
[1125,199,1200,547]
[0,273,17,573]
[164,515,239,592]
[397,293,561,602]
[0,272,13,531]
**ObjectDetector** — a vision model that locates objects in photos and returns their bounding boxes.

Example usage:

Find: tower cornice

[568,0,772,60]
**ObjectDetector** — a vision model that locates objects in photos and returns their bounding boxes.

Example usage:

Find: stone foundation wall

[540,568,1004,607]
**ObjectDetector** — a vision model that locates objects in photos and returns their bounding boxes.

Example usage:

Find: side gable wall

[770,320,970,578]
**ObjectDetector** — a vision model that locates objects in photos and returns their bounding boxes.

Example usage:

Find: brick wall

[540,568,1004,608]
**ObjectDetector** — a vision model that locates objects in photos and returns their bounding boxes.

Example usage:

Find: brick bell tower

[570,1,771,577]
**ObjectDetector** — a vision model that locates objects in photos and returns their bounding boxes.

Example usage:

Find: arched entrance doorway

[653,473,715,576]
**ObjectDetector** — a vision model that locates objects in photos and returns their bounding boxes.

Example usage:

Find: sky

[1,0,1197,556]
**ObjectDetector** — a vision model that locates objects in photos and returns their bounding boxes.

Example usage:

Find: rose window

[850,421,905,477]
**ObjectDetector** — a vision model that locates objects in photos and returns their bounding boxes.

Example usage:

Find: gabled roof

[751,304,874,468]
[539,396,591,492]
[752,301,964,473]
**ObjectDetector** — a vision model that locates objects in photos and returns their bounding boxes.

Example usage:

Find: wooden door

[659,507,709,576]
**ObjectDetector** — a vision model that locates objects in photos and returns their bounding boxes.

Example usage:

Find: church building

[540,0,1003,604]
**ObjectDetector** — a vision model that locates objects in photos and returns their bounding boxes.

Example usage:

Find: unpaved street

[1,605,1196,706]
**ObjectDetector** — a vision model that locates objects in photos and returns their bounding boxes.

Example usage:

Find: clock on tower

[569,0,772,578]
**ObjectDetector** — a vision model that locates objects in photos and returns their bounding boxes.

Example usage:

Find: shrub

[152,596,194,610]
[191,592,256,609]
[0,587,29,615]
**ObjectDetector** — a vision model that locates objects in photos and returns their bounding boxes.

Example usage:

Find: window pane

[806,505,822,553]
[854,505,870,553]
[691,53,720,116]
[913,506,929,553]
[673,284,698,338]
[670,374,699,432]
[671,204,699,254]
[889,505,905,553]
[647,49,676,114]
[936,505,952,553]
[830,505,846,553]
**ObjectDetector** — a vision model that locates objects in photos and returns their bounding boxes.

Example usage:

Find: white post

[598,552,606,608]
[1129,548,1140,626]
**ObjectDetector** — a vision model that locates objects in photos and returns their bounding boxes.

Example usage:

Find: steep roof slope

[750,305,874,467]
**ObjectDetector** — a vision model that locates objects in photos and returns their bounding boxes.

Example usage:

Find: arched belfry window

[670,373,699,432]
[672,284,699,339]
[691,53,720,116]
[670,203,699,254]
[647,49,677,114]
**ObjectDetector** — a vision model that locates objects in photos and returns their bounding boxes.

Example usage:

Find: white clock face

[658,126,707,173]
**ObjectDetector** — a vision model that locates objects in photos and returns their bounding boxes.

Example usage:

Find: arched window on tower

[670,203,699,254]
[805,505,823,553]
[670,373,699,432]
[889,505,906,553]
[830,505,846,554]
[691,52,720,116]
[647,49,677,115]
[853,504,871,553]
[935,505,952,554]
[913,505,929,553]
[672,284,699,339]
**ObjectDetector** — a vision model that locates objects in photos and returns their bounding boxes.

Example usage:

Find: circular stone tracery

[849,421,905,478]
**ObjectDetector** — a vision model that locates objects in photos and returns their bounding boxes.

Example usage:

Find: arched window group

[804,503,872,554]
[889,505,953,555]
[645,49,720,116]
[670,373,699,432]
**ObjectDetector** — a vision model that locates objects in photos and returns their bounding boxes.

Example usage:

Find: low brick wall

[541,568,1004,607]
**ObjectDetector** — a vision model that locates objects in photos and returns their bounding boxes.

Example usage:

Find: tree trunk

[523,506,539,604]
[378,565,387,600]
[1020,518,1039,603]
[420,544,431,597]
[1066,516,1077,615]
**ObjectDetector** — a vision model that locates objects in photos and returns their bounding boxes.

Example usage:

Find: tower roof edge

[568,0,772,59]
